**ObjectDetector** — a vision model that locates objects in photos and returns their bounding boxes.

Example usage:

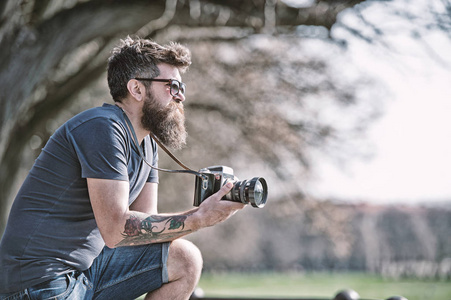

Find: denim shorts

[0,242,170,300]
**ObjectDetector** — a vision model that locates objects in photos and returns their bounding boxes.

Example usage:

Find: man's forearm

[115,209,200,247]
[114,182,244,247]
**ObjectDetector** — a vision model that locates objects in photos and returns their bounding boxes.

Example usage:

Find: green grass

[136,272,451,299]
[195,272,451,300]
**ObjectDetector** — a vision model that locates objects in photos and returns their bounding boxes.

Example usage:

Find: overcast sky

[305,0,451,205]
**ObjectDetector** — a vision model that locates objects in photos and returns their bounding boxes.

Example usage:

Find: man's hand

[195,182,246,228]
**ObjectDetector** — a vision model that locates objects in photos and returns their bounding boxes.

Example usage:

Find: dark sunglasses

[134,78,186,97]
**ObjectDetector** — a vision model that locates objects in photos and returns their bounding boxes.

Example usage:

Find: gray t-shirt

[0,103,158,293]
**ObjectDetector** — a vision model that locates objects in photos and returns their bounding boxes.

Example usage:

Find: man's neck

[115,102,149,144]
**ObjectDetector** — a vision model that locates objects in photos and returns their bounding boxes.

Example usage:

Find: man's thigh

[84,242,170,300]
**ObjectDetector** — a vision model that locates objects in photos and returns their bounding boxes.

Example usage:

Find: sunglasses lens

[169,80,186,96]
[170,81,180,96]
[170,82,178,95]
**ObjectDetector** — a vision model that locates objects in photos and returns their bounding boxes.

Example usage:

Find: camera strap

[119,107,204,178]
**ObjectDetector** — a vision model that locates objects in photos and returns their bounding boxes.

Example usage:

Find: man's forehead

[157,63,181,80]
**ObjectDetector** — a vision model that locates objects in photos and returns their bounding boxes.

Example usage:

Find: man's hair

[107,36,191,102]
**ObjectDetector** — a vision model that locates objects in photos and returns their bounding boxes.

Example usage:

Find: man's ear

[127,79,145,102]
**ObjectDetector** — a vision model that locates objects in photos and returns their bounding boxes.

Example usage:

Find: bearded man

[0,37,245,300]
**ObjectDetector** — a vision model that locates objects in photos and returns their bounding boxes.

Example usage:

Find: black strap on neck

[119,107,204,178]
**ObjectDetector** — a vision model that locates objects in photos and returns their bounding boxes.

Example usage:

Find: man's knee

[167,239,203,283]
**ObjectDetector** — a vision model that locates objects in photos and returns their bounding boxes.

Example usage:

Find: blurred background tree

[1,0,450,275]
[0,0,369,233]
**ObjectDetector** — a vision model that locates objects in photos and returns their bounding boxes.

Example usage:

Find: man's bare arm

[115,211,197,247]
[87,178,244,248]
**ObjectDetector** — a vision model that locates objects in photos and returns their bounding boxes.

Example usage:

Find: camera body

[194,166,235,207]
[193,165,267,208]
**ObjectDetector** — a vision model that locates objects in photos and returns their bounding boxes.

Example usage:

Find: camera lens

[251,178,266,206]
[226,177,268,208]
[246,177,268,208]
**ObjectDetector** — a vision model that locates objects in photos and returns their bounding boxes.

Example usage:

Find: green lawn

[136,272,451,300]
[195,272,451,300]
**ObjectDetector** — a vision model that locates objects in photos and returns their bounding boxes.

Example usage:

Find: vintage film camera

[194,166,268,208]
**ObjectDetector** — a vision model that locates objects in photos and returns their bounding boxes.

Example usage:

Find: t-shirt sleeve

[69,117,129,181]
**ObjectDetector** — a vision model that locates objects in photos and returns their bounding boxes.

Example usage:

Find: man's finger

[213,181,233,199]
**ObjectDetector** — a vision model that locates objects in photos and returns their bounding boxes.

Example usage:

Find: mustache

[169,100,184,115]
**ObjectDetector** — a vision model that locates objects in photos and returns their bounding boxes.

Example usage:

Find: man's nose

[174,92,185,102]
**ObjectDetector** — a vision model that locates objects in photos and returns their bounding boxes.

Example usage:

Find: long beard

[141,94,187,150]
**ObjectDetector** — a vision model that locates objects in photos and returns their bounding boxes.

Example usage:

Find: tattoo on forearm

[116,215,191,246]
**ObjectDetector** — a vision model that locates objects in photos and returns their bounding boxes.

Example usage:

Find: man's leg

[86,242,170,300]
[145,239,203,300]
